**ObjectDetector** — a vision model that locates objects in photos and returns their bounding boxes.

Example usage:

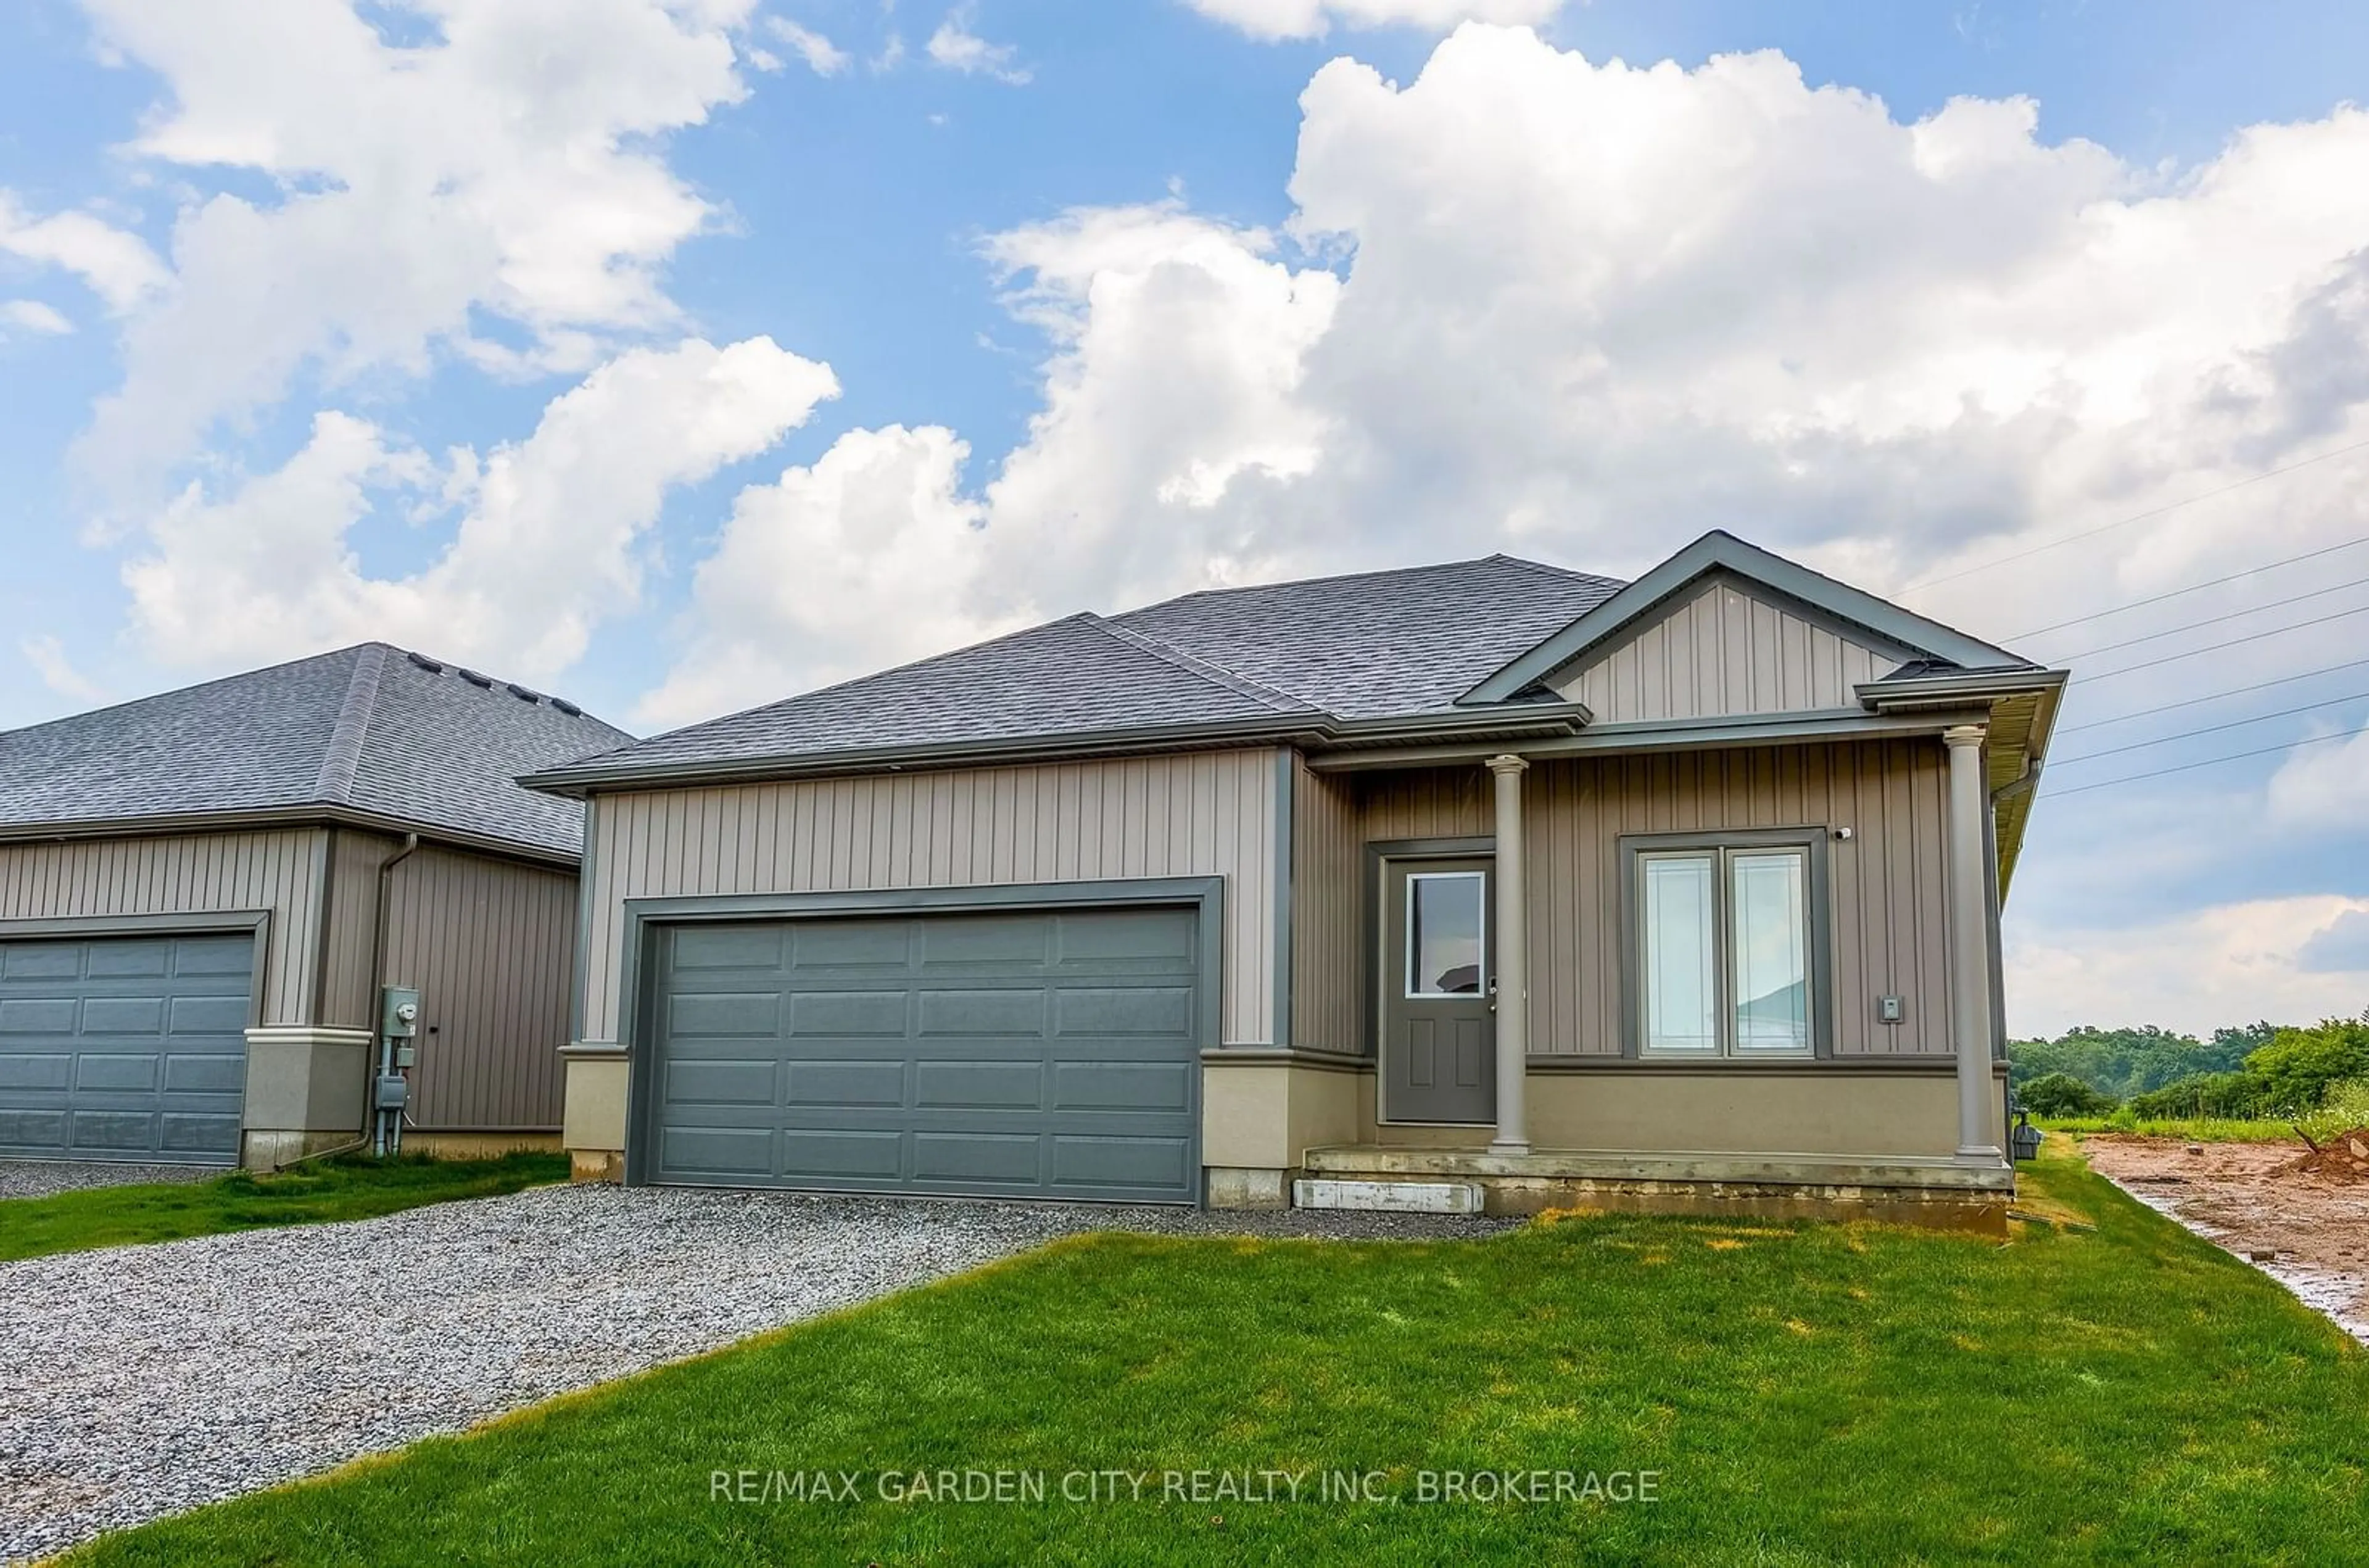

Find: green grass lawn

[0,1152,568,1263]
[60,1142,2369,1567]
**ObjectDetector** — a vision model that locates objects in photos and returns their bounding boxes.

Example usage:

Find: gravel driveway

[0,1160,226,1200]
[0,1182,1505,1562]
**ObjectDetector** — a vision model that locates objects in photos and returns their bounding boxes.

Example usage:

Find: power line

[2048,722,2369,798]
[1898,434,2369,595]
[2077,602,2369,683]
[2008,534,2369,639]
[2052,573,2369,662]
[2050,690,2369,766]
[2057,656,2369,734]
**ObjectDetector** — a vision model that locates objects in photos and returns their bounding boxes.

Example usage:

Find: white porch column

[1944,724,2003,1164]
[1486,753,1531,1155]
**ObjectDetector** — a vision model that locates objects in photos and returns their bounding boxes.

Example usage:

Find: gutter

[1854,667,2070,712]
[519,704,1597,798]
[0,804,583,870]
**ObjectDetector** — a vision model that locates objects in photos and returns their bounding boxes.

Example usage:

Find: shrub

[2019,1071,2117,1118]
[2127,1071,2273,1120]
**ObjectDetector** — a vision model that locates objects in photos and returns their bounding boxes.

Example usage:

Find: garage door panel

[912,1130,1040,1184]
[1052,1060,1193,1113]
[915,1058,1045,1111]
[168,995,250,1035]
[158,1113,241,1157]
[88,941,172,978]
[1051,1135,1192,1192]
[664,1056,778,1107]
[668,991,782,1038]
[790,922,911,970]
[671,926,787,971]
[80,997,166,1034]
[70,1110,161,1152]
[0,998,79,1034]
[1054,909,1197,967]
[72,1052,159,1092]
[169,938,256,978]
[650,906,1199,1202]
[163,1053,246,1095]
[1054,986,1194,1038]
[0,1053,70,1091]
[787,991,908,1036]
[0,933,251,1165]
[784,1058,906,1107]
[2,946,82,981]
[778,1128,904,1179]
[916,988,1045,1038]
[918,916,1051,969]
[663,1123,779,1177]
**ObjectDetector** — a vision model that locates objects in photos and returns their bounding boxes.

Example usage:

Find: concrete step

[1291,1176,1486,1214]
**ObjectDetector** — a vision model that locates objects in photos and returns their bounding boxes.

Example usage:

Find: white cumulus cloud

[124,337,840,683]
[0,192,169,313]
[766,15,850,75]
[2,299,75,335]
[1181,0,1563,42]
[637,424,1012,727]
[926,6,1029,83]
[72,0,764,494]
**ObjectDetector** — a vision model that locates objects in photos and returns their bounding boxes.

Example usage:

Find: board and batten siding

[1553,575,1901,723]
[1288,759,1363,1055]
[580,749,1281,1046]
[1289,739,1957,1058]
[0,828,326,1025]
[381,844,577,1129]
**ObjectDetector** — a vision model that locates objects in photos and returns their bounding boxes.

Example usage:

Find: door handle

[1487,978,1499,1013]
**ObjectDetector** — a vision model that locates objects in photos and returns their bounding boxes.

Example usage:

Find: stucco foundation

[1199,1051,1363,1208]
[238,1026,374,1170]
[561,1049,629,1182]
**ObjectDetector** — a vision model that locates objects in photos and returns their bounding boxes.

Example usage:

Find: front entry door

[1381,857,1495,1124]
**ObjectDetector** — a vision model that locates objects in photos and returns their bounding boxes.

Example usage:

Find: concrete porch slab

[1300,1144,2015,1231]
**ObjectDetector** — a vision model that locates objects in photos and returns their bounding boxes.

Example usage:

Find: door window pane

[1642,854,1717,1051]
[1731,850,1810,1053]
[1406,872,1485,996]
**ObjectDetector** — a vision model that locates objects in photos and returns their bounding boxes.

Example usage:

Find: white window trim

[1403,869,1487,1001]
[1623,830,1827,1060]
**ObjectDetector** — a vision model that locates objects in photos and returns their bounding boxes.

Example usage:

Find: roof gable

[1462,530,2030,706]
[1550,570,1918,723]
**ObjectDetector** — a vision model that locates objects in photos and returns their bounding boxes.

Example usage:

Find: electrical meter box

[381,986,421,1041]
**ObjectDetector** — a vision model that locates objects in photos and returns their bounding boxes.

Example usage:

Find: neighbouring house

[0,645,631,1169]
[528,531,2065,1223]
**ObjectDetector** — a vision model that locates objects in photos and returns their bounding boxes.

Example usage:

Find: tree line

[2009,1015,2369,1121]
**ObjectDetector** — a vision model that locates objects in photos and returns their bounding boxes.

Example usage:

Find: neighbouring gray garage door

[647,906,1202,1203]
[0,932,254,1163]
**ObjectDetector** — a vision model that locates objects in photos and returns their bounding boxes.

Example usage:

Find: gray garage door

[0,932,254,1163]
[647,906,1202,1203]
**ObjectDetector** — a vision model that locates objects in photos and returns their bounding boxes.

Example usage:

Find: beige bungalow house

[0,645,630,1168]
[529,531,2064,1223]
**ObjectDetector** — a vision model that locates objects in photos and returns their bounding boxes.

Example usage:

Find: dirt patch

[2296,1127,2369,1181]
[2082,1134,2369,1342]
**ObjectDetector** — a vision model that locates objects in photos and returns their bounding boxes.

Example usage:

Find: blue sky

[3,0,2367,1034]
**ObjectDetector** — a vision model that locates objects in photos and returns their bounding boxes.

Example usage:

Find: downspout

[270,831,420,1171]
[368,833,421,1156]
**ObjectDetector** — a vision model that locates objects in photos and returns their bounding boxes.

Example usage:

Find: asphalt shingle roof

[0,644,632,857]
[549,554,1627,784]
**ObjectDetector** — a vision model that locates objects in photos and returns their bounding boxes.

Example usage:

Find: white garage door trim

[616,878,1224,1203]
[0,910,268,1166]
